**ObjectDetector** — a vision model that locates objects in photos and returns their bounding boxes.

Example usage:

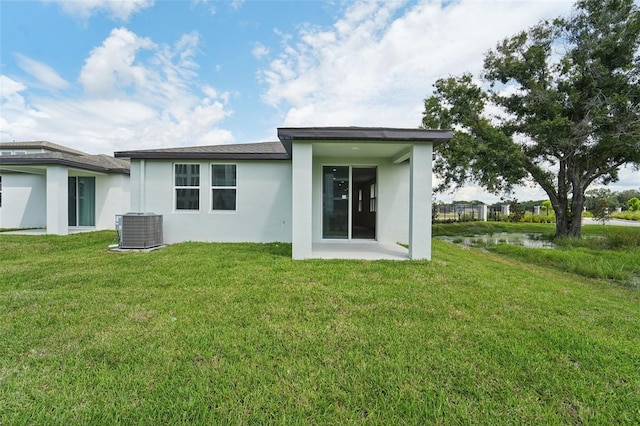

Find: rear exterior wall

[129,159,293,244]
[0,173,46,229]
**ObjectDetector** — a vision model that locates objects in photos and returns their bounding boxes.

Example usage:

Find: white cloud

[230,0,245,11]
[258,0,633,203]
[79,27,155,96]
[1,75,28,107]
[259,0,575,129]
[251,43,270,60]
[190,0,216,15]
[1,28,234,153]
[14,54,70,90]
[44,0,154,21]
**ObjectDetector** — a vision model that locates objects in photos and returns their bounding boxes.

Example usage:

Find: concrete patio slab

[311,241,409,260]
[0,227,97,235]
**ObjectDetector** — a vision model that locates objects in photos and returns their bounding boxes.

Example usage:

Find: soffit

[311,142,411,159]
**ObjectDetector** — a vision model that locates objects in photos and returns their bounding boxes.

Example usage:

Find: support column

[46,165,68,235]
[478,204,488,221]
[129,159,145,212]
[291,142,313,259]
[409,144,433,260]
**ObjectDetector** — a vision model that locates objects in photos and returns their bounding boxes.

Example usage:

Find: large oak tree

[422,0,640,237]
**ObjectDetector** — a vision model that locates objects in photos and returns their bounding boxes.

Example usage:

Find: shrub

[460,213,474,222]
[612,210,640,221]
[508,199,525,223]
[604,227,640,249]
[593,198,614,225]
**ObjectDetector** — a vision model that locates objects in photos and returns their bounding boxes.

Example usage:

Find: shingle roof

[114,141,289,160]
[0,141,88,156]
[0,152,130,174]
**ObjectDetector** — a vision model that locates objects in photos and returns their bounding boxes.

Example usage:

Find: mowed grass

[434,222,640,284]
[1,232,639,424]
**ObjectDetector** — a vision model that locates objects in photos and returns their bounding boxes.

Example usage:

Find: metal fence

[434,204,555,223]
[435,204,484,222]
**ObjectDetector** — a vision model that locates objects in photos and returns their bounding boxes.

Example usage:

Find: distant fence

[434,204,555,223]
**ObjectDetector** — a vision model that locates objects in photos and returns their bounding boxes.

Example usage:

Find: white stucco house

[114,127,451,260]
[0,141,130,234]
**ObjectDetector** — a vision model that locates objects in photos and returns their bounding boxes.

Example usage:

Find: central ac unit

[117,213,163,249]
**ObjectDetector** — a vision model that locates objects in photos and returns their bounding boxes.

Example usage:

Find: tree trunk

[554,159,571,237]
[553,198,570,237]
[552,172,585,238]
[569,187,585,237]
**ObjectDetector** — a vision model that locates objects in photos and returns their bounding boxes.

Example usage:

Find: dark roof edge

[114,152,290,160]
[0,156,130,175]
[277,127,452,142]
[0,141,87,156]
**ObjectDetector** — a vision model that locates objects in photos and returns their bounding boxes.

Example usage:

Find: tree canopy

[422,0,640,237]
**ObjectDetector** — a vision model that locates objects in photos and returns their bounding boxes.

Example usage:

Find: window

[211,164,236,211]
[175,164,200,210]
[369,183,377,213]
[68,177,95,226]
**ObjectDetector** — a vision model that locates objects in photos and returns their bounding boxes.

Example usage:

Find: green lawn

[1,231,639,424]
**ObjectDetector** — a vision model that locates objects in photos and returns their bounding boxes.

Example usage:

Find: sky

[1,0,638,202]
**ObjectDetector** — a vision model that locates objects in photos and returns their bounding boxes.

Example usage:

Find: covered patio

[311,241,409,260]
[278,127,452,261]
[0,227,96,236]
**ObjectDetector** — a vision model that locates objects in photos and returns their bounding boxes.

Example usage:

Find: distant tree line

[584,188,640,211]
[439,188,640,212]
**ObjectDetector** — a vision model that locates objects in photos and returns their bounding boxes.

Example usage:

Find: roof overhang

[277,127,452,159]
[0,156,129,175]
[277,127,452,143]
[114,151,289,160]
[114,141,290,160]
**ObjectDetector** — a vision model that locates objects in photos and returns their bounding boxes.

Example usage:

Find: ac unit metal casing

[117,213,163,249]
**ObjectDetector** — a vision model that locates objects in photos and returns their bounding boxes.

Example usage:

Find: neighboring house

[0,141,130,234]
[115,127,451,260]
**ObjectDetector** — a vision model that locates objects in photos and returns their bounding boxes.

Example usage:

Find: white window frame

[0,175,2,208]
[369,183,377,213]
[211,163,237,213]
[174,163,201,212]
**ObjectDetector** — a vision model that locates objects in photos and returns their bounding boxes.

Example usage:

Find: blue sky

[1,0,638,201]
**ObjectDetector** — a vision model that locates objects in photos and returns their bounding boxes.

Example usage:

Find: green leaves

[422,0,640,237]
[423,75,526,194]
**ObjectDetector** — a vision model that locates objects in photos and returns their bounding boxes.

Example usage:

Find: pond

[436,232,556,249]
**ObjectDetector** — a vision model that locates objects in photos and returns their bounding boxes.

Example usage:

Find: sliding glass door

[322,166,376,240]
[68,177,95,226]
[322,166,349,239]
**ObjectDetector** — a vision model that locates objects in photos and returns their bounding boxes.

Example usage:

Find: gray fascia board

[114,152,290,160]
[277,127,452,143]
[0,156,130,175]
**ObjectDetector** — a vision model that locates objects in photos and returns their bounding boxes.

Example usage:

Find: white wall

[131,159,292,244]
[0,173,46,229]
[95,173,130,230]
[311,157,410,245]
[291,143,313,259]
[379,160,410,245]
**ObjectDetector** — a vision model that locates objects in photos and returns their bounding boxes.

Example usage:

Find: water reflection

[437,232,555,249]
